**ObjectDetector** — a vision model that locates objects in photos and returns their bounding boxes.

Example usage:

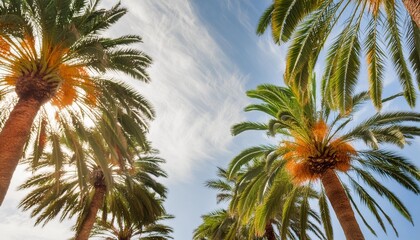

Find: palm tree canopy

[257,0,420,111]
[228,79,420,238]
[92,215,174,240]
[19,139,167,234]
[194,209,257,240]
[195,167,325,240]
[0,0,151,105]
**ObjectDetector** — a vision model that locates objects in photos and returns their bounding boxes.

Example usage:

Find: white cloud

[0,166,74,240]
[223,0,255,34]
[256,35,286,75]
[104,0,249,183]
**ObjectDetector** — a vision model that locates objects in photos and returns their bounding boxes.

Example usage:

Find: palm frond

[384,1,416,106]
[365,15,385,109]
[269,0,323,43]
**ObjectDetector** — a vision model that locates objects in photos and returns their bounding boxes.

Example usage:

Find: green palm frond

[197,161,324,240]
[406,19,420,88]
[256,3,274,36]
[365,15,385,109]
[268,0,323,43]
[351,169,413,222]
[384,1,416,106]
[228,145,276,179]
[342,112,420,141]
[193,209,240,240]
[280,187,299,239]
[104,48,152,81]
[74,2,127,36]
[357,150,420,184]
[285,1,339,87]
[253,170,292,235]
[231,122,268,136]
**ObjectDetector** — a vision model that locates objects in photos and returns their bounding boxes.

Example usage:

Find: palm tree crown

[92,215,174,240]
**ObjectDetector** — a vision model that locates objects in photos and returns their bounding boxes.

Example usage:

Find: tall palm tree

[91,215,174,240]
[228,79,420,239]
[194,168,325,240]
[19,141,167,240]
[0,0,152,204]
[257,0,419,111]
[18,98,164,240]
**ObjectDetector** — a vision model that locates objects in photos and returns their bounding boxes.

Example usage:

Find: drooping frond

[256,3,274,36]
[406,18,420,89]
[286,1,339,88]
[384,1,416,106]
[365,15,385,109]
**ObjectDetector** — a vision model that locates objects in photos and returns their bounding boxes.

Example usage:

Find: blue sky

[0,1,419,239]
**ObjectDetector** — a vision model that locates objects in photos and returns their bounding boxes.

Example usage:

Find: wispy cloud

[0,166,74,239]
[223,0,255,34]
[104,0,249,183]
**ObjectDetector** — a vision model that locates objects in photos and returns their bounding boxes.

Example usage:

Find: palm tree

[194,209,258,240]
[257,0,419,111]
[194,168,259,240]
[0,0,152,204]
[91,215,174,240]
[228,79,420,239]
[19,142,167,240]
[194,168,325,240]
[18,102,165,240]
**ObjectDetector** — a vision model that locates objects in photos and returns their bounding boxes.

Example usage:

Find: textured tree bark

[403,0,420,28]
[264,222,276,240]
[75,186,106,240]
[0,97,42,205]
[321,169,364,240]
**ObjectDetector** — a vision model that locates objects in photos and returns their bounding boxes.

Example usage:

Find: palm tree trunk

[264,222,276,240]
[321,169,364,240]
[75,185,106,240]
[403,0,420,27]
[0,97,42,205]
